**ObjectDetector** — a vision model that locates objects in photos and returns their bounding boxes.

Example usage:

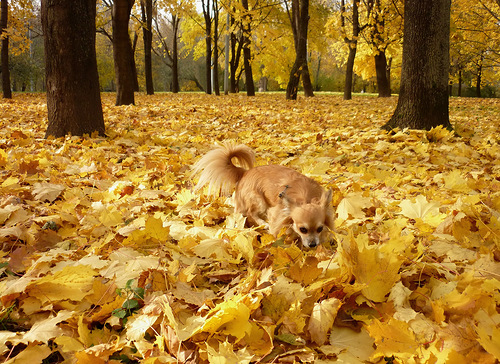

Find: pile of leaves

[0,93,499,363]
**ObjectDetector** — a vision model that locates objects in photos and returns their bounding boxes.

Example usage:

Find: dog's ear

[322,189,333,207]
[322,189,335,230]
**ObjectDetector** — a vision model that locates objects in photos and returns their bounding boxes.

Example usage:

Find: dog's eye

[299,227,308,234]
[317,226,323,233]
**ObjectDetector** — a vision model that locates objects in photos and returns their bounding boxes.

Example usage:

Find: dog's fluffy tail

[192,143,255,196]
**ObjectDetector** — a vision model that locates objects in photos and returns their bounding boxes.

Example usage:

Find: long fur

[193,143,334,248]
[192,143,256,196]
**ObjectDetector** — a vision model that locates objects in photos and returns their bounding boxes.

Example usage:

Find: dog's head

[285,190,334,248]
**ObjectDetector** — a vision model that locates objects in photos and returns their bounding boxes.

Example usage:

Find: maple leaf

[289,255,323,285]
[399,194,439,219]
[2,344,52,364]
[367,318,419,361]
[308,297,341,345]
[328,327,375,361]
[26,265,97,304]
[199,294,253,341]
[336,192,373,222]
[347,234,403,302]
[19,310,74,344]
[32,182,65,202]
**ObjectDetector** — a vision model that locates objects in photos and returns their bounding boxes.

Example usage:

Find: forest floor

[0,93,499,363]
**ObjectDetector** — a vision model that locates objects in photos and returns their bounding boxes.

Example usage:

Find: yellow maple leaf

[349,234,403,302]
[444,169,469,192]
[475,309,500,360]
[32,182,65,202]
[336,193,372,221]
[206,340,254,364]
[144,216,170,241]
[3,344,52,364]
[230,233,254,262]
[308,297,341,345]
[367,318,419,361]
[26,265,97,304]
[399,195,439,219]
[126,314,160,341]
[289,256,323,285]
[21,310,74,344]
[200,294,253,341]
[54,336,85,353]
[329,327,375,361]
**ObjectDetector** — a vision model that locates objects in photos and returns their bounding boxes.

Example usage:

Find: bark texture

[42,0,105,138]
[141,0,154,95]
[113,0,137,105]
[383,0,452,130]
[286,0,313,100]
[1,0,11,98]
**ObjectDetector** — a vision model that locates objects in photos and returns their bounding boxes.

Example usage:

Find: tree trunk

[229,20,242,93]
[202,0,212,94]
[341,0,359,100]
[241,0,255,96]
[383,0,451,131]
[458,68,462,97]
[476,54,483,98]
[171,15,180,93]
[286,0,313,100]
[343,46,356,100]
[42,0,105,138]
[374,52,391,97]
[212,1,220,95]
[113,0,137,105]
[1,0,11,99]
[141,0,154,95]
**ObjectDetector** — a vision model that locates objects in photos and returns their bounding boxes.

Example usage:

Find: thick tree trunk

[383,0,451,131]
[141,0,154,95]
[374,52,391,97]
[42,0,105,138]
[1,0,11,99]
[286,0,313,100]
[113,0,137,105]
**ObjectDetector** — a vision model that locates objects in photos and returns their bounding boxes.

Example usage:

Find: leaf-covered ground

[0,93,499,363]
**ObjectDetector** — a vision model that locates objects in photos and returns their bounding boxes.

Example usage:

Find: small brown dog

[193,143,334,248]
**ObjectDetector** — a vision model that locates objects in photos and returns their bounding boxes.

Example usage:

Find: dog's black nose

[308,242,318,248]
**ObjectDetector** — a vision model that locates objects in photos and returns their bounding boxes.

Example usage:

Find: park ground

[0,93,499,363]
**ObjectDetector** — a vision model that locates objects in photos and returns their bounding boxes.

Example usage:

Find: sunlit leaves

[0,93,499,362]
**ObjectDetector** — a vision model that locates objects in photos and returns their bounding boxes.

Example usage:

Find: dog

[192,143,334,248]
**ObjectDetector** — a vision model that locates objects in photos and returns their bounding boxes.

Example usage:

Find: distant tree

[140,0,154,95]
[212,0,220,95]
[383,0,452,130]
[368,0,398,97]
[340,0,373,100]
[41,0,105,138]
[285,0,314,100]
[1,0,11,98]
[241,0,255,96]
[112,0,138,105]
[153,12,180,92]
[201,0,212,94]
